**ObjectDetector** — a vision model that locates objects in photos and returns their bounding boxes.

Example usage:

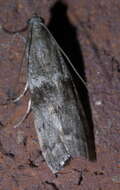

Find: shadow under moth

[9,15,89,173]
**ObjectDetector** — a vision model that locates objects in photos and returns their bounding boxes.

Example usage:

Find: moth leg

[0,82,27,106]
[13,81,28,103]
[14,98,31,128]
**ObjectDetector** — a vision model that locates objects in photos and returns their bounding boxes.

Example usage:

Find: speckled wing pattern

[27,15,88,173]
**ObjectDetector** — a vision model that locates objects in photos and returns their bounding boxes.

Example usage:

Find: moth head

[27,14,45,26]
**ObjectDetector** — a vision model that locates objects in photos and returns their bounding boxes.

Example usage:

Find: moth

[13,15,89,173]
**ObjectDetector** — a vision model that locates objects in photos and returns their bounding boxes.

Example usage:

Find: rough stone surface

[0,0,119,189]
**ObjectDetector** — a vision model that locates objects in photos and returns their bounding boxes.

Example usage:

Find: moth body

[27,15,88,173]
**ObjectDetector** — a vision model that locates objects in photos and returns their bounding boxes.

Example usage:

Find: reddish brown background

[0,0,120,189]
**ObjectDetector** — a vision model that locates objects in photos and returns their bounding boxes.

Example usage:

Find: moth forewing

[27,15,88,173]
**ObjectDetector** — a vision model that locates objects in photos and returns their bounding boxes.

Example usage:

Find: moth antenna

[40,23,87,89]
[14,99,31,128]
[58,45,87,88]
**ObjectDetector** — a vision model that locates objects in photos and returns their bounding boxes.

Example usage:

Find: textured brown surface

[0,0,120,189]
